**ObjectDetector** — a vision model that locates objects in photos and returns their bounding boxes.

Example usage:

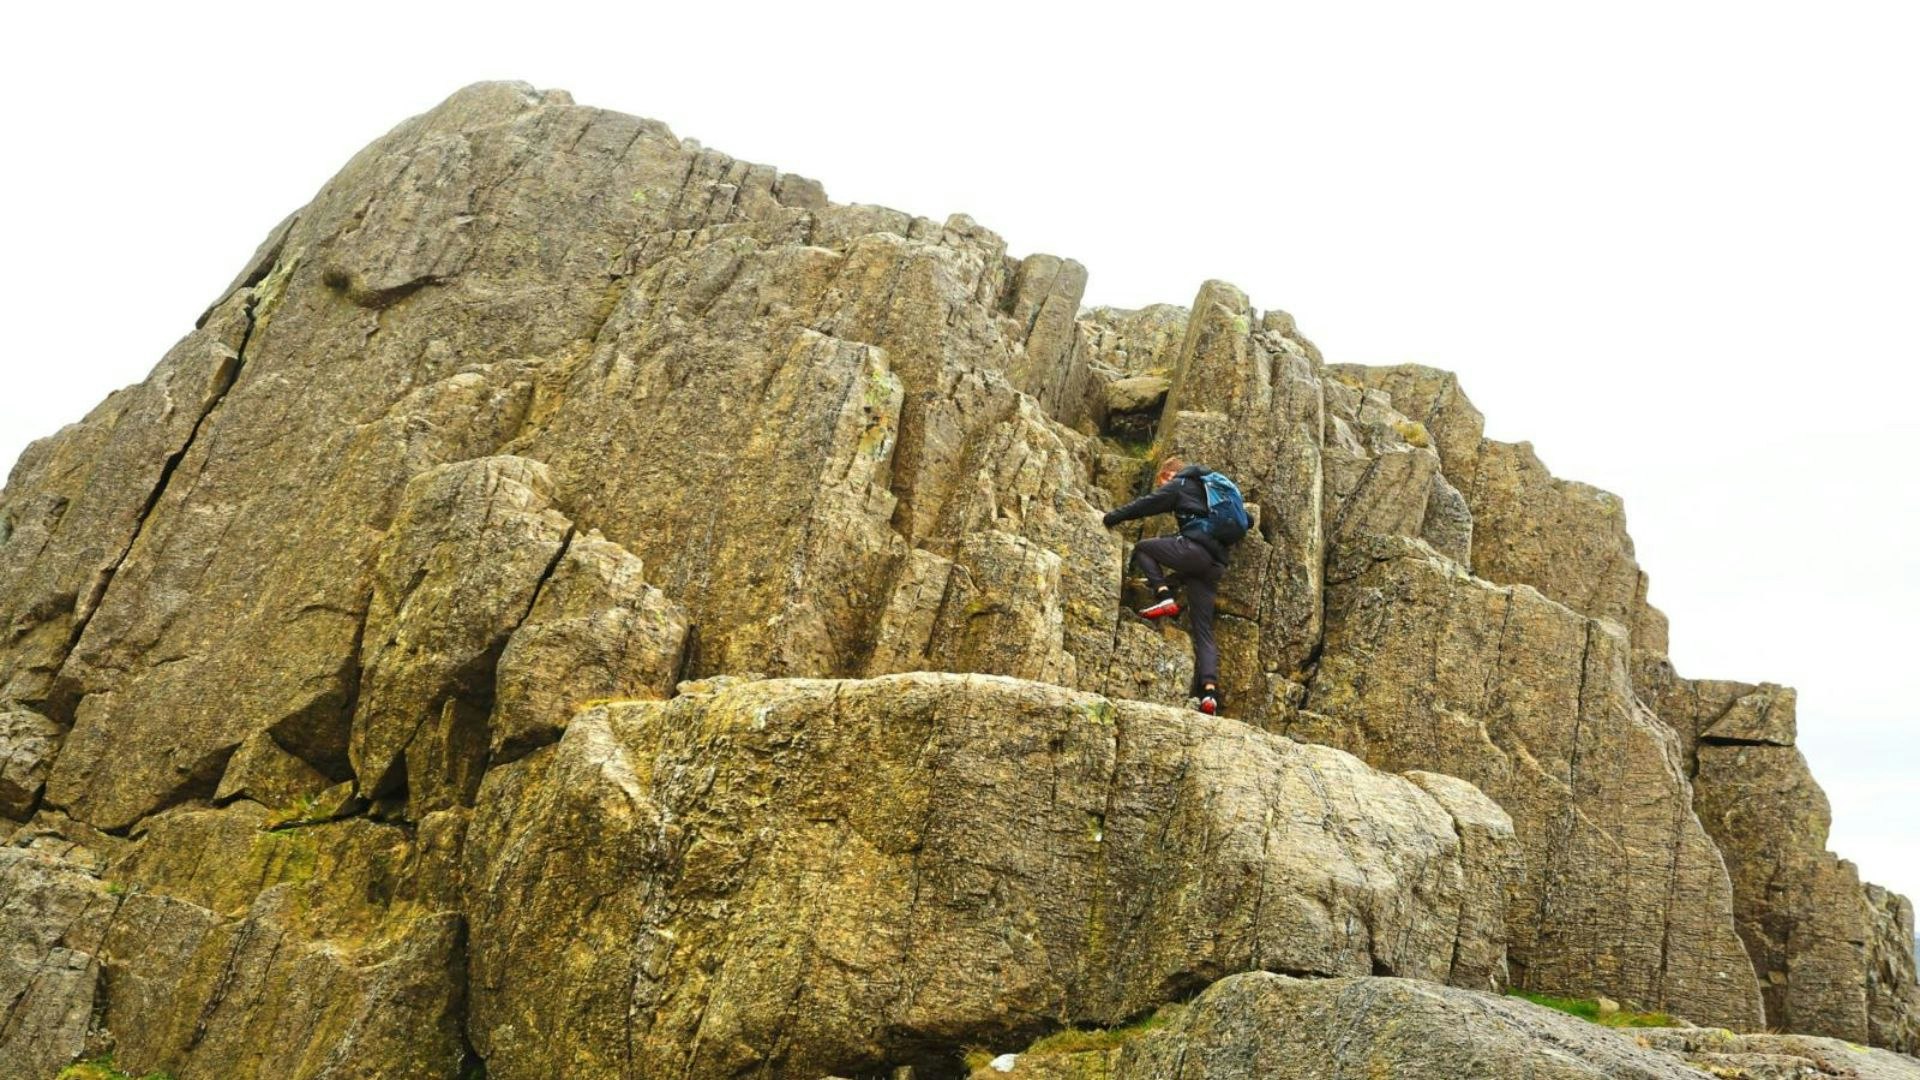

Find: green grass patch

[1033,1003,1188,1055]
[960,1003,1187,1073]
[58,1055,176,1080]
[1101,433,1156,461]
[1508,989,1673,1028]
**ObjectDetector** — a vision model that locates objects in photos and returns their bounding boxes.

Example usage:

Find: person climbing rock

[1101,456,1250,715]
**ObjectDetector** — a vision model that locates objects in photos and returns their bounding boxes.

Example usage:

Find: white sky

[3,2,1914,905]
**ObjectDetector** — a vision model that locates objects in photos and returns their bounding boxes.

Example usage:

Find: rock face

[1,81,1915,1077]
[1638,666,1918,1051]
[1,809,468,1080]
[1290,534,1763,1029]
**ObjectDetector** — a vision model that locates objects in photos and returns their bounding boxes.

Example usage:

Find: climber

[1100,456,1250,715]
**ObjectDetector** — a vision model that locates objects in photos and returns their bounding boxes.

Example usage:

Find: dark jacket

[1102,465,1229,565]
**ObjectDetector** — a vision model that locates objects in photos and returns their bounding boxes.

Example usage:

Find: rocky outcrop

[1869,885,1920,1053]
[1,80,1914,1077]
[1636,665,1919,1052]
[1333,360,1917,1048]
[1291,534,1764,1029]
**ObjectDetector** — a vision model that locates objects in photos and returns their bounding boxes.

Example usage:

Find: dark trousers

[1131,535,1223,696]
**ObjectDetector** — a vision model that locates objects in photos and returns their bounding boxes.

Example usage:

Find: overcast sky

[3,2,1914,904]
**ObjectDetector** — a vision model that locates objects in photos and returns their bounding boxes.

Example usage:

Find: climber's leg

[1186,570,1223,713]
[1130,536,1184,618]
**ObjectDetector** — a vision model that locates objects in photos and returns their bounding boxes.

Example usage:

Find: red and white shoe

[1198,694,1220,715]
[1138,597,1181,619]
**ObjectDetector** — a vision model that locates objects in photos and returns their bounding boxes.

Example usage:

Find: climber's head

[1156,456,1185,487]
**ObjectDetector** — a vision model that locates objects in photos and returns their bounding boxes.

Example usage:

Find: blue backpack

[1191,471,1250,545]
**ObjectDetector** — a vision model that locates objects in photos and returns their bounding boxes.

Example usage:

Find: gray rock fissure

[0,81,1915,1078]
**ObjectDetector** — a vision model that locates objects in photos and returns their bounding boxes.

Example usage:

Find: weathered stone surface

[350,455,573,815]
[1465,439,1659,651]
[1,802,470,1080]
[0,704,60,818]
[915,397,1115,688]
[1093,616,1197,709]
[0,293,254,712]
[1321,382,1463,563]
[1868,884,1920,1054]
[1702,683,1798,746]
[1111,973,1714,1079]
[1078,305,1189,378]
[1642,665,1918,1050]
[1003,254,1095,427]
[35,83,879,835]
[868,530,1074,684]
[0,841,113,1077]
[1104,374,1171,416]
[1424,470,1475,563]
[1637,1027,1920,1079]
[1082,305,1182,440]
[516,249,912,678]
[1696,739,1875,1042]
[213,728,333,809]
[1405,769,1525,992]
[1295,534,1765,1029]
[1000,975,1920,1079]
[1328,362,1486,487]
[489,528,689,761]
[465,673,1516,1079]
[1635,663,1755,768]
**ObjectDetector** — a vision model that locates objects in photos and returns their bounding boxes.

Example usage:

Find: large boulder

[463,672,1518,1079]
[981,973,1920,1080]
[1114,974,1707,1079]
